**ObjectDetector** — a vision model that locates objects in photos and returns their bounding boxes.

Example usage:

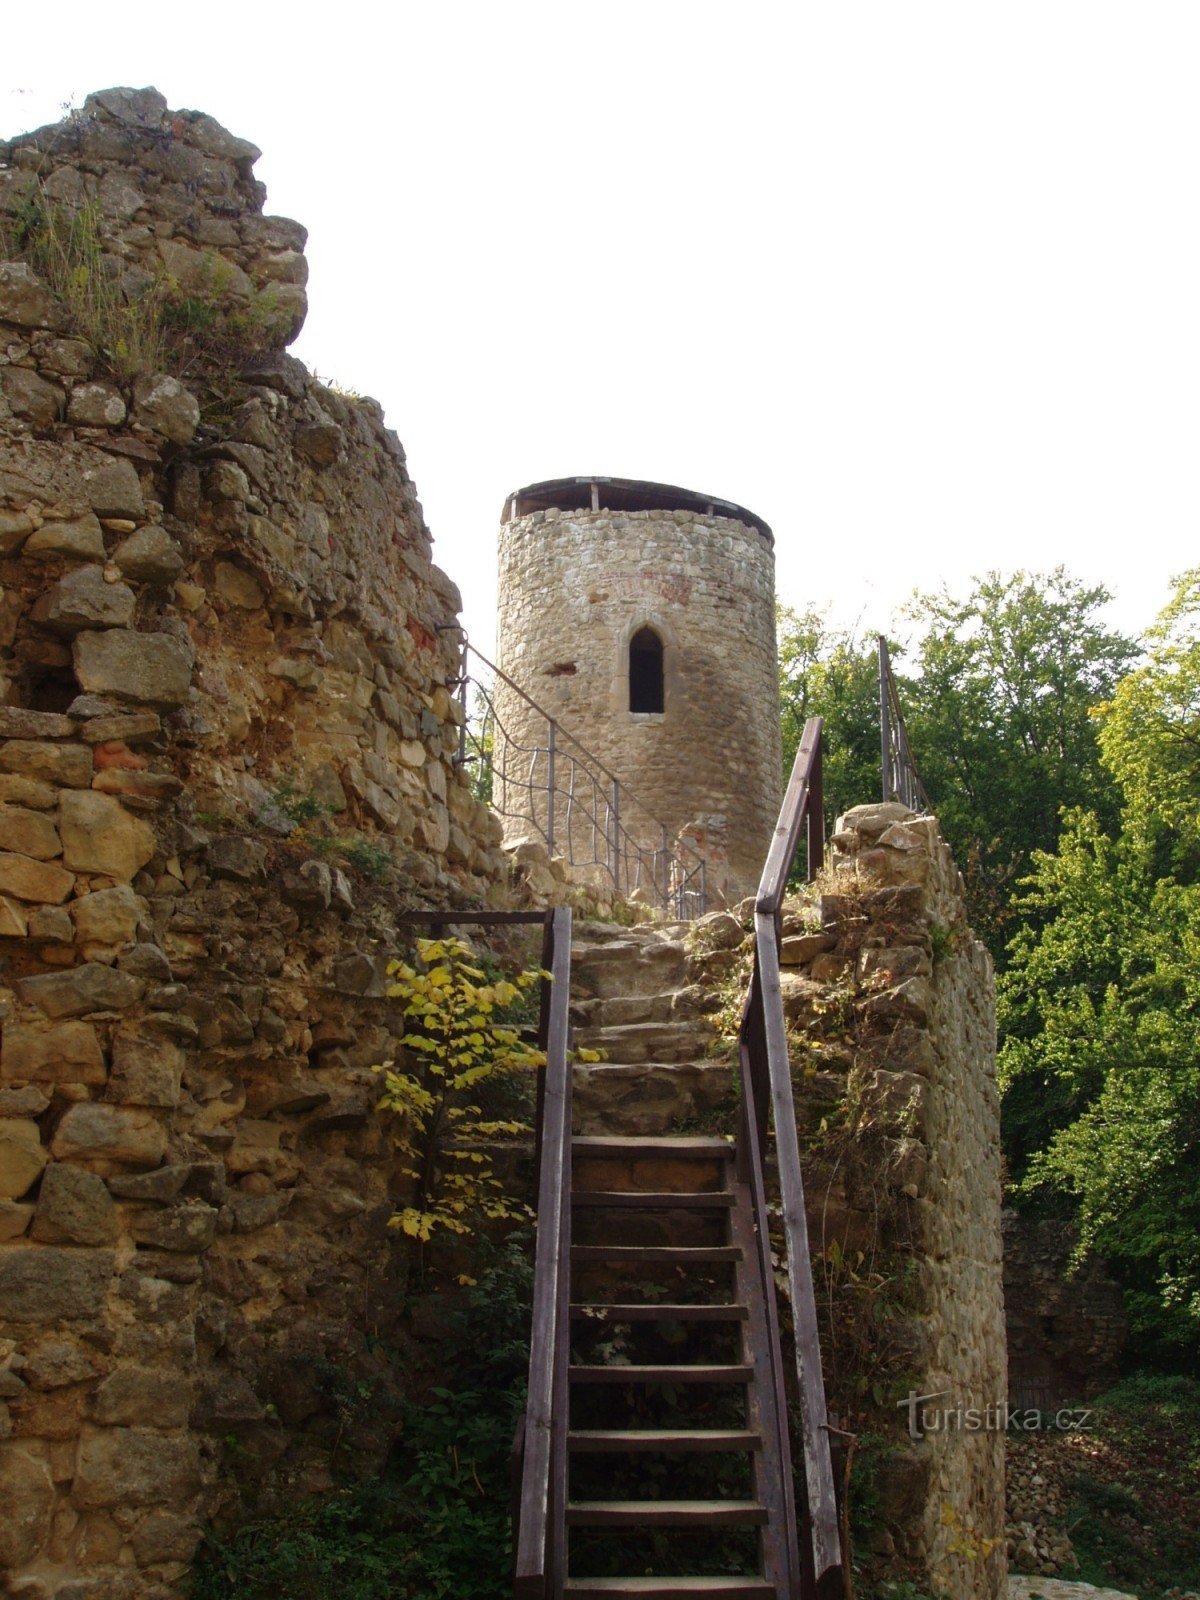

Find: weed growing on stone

[374,936,547,1245]
[1,185,171,377]
[0,177,291,383]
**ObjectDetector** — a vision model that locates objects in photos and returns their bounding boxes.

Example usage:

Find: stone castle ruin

[0,88,1007,1600]
[494,477,781,905]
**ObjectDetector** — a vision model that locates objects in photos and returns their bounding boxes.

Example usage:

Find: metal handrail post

[546,721,557,857]
[878,634,891,802]
[611,780,621,896]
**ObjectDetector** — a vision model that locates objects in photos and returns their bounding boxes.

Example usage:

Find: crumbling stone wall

[1003,1211,1127,1405]
[768,803,1004,1599]
[0,89,507,1600]
[495,499,781,903]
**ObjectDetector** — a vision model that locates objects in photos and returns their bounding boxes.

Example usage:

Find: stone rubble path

[1008,1577,1140,1599]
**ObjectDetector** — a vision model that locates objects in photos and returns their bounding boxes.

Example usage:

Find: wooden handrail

[738,718,843,1599]
[514,904,573,1597]
[393,907,572,1597]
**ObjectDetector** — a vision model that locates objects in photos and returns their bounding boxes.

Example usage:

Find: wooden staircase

[515,720,842,1600]
[563,1135,796,1598]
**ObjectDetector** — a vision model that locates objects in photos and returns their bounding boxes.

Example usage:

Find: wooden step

[566,1499,767,1528]
[571,1303,748,1323]
[569,1364,753,1385]
[571,1245,741,1264]
[572,1191,736,1209]
[573,1137,734,1159]
[565,1580,774,1598]
[570,1428,762,1453]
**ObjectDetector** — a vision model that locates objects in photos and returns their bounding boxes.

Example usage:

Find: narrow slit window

[629,627,664,713]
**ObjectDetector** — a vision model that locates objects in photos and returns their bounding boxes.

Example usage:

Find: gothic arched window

[629,627,665,713]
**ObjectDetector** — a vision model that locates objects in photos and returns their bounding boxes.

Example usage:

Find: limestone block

[17,963,143,1018]
[19,1339,99,1389]
[51,1103,165,1168]
[72,1426,201,1510]
[111,524,184,584]
[0,509,35,554]
[0,1086,49,1118]
[0,852,74,903]
[295,419,343,465]
[73,629,194,707]
[105,1023,184,1107]
[205,835,267,881]
[416,802,450,855]
[131,372,199,444]
[59,791,155,880]
[91,1367,193,1428]
[31,566,137,633]
[129,1201,218,1253]
[0,1246,114,1320]
[71,885,142,950]
[0,261,58,328]
[0,806,60,860]
[23,903,63,935]
[214,559,265,609]
[247,514,294,565]
[1,1021,106,1085]
[0,741,92,787]
[24,512,106,562]
[31,1163,118,1245]
[129,1508,203,1565]
[205,459,251,501]
[80,454,144,519]
[76,709,162,745]
[0,366,65,426]
[0,1443,55,1566]
[67,383,127,428]
[0,1119,47,1199]
[0,1200,33,1239]
[159,237,252,299]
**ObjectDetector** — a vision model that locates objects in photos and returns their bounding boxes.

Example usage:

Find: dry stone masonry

[494,481,782,905]
[0,88,508,1599]
[565,804,1005,1598]
[681,804,1006,1598]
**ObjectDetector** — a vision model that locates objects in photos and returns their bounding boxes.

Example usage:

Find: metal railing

[878,634,930,813]
[453,641,708,919]
[738,717,843,1600]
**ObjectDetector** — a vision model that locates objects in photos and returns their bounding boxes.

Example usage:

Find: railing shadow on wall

[450,639,709,919]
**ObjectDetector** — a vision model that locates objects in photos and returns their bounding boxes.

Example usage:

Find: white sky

[4,3,1197,656]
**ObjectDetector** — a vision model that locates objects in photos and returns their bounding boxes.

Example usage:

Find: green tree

[777,605,879,827]
[998,572,1200,1362]
[901,569,1136,951]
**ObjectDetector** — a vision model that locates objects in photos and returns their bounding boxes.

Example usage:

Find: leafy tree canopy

[998,570,1200,1362]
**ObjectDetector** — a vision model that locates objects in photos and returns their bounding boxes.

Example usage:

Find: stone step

[573,1062,733,1137]
[574,1020,717,1065]
[572,992,680,1028]
[572,944,689,1000]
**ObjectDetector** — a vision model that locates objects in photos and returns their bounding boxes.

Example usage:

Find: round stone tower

[493,476,782,904]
